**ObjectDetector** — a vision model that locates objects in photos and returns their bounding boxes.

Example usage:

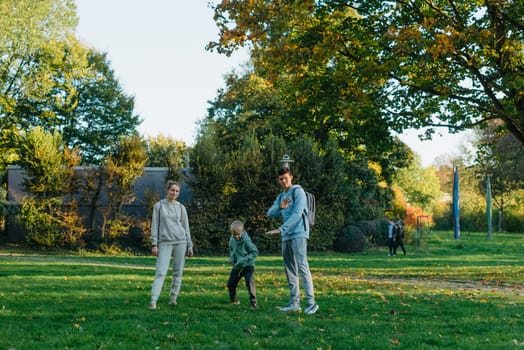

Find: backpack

[291,185,316,227]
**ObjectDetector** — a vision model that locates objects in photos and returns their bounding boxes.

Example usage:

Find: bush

[308,207,343,251]
[504,209,524,232]
[333,225,369,252]
[20,197,86,248]
[21,197,62,247]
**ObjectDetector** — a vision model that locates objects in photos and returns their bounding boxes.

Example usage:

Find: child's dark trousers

[227,266,257,306]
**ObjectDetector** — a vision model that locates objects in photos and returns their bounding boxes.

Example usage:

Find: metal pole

[486,175,492,240]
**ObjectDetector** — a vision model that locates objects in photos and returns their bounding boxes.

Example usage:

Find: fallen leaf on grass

[512,339,524,346]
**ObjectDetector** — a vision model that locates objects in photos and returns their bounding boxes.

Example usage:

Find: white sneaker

[168,296,177,305]
[149,301,157,310]
[304,303,319,315]
[279,304,301,312]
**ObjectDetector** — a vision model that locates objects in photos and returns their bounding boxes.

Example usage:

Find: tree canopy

[0,0,141,168]
[209,0,524,146]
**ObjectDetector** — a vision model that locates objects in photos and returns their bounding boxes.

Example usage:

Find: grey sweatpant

[282,237,315,306]
[151,243,187,302]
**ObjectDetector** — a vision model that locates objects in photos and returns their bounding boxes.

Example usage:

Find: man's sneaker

[279,304,301,312]
[231,300,240,305]
[304,303,319,315]
[168,296,177,305]
[149,301,157,310]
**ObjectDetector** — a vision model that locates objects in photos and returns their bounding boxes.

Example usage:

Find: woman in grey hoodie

[149,181,193,309]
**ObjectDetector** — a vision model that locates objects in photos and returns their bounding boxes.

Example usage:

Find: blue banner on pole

[452,166,460,240]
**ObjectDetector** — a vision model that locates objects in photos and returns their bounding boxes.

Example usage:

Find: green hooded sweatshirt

[228,231,258,270]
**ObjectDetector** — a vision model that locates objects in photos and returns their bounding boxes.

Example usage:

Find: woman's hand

[265,229,281,235]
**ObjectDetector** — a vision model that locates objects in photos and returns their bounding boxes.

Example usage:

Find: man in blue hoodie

[266,166,319,315]
[228,220,259,309]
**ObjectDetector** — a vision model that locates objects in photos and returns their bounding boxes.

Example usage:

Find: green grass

[0,231,523,349]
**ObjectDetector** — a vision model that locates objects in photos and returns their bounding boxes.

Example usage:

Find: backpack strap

[290,185,307,230]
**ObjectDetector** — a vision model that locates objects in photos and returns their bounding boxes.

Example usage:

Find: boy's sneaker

[231,300,240,305]
[251,303,259,310]
[304,303,319,315]
[168,296,177,305]
[279,303,301,312]
[149,301,157,310]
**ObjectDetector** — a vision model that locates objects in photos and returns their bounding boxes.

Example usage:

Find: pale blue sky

[74,0,468,166]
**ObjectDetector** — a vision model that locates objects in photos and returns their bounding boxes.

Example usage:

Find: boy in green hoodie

[228,220,259,309]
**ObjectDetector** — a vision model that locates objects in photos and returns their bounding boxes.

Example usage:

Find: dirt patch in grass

[355,276,524,297]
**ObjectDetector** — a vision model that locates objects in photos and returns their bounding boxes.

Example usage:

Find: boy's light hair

[230,220,244,234]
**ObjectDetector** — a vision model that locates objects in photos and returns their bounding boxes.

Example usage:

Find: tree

[392,155,442,213]
[67,50,141,164]
[145,135,188,180]
[208,1,407,172]
[12,48,141,165]
[1,0,141,167]
[18,126,80,199]
[209,0,524,146]
[99,135,147,238]
[17,126,86,248]
[474,122,524,231]
[0,0,79,170]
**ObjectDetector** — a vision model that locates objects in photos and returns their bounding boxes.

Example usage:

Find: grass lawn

[0,231,523,349]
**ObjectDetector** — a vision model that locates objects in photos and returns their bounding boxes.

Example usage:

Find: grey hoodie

[150,199,193,249]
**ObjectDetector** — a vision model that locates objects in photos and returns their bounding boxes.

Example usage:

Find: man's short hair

[278,166,292,176]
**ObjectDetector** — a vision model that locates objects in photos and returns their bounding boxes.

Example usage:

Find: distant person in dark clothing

[393,218,406,255]
[387,219,396,256]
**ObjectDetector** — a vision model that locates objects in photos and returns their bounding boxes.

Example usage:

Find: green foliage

[210,0,524,146]
[20,197,85,248]
[0,1,140,167]
[18,127,80,198]
[474,124,524,231]
[431,143,524,233]
[20,197,61,247]
[0,0,77,116]
[392,155,442,214]
[99,135,147,239]
[505,204,524,232]
[67,50,141,164]
[0,14,90,169]
[189,124,390,253]
[145,135,188,179]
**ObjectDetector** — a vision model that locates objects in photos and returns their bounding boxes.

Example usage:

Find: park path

[2,253,523,297]
[352,275,524,297]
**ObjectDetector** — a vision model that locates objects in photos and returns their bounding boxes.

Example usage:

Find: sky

[74,0,469,167]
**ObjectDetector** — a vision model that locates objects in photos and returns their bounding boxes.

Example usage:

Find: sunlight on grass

[0,231,523,349]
